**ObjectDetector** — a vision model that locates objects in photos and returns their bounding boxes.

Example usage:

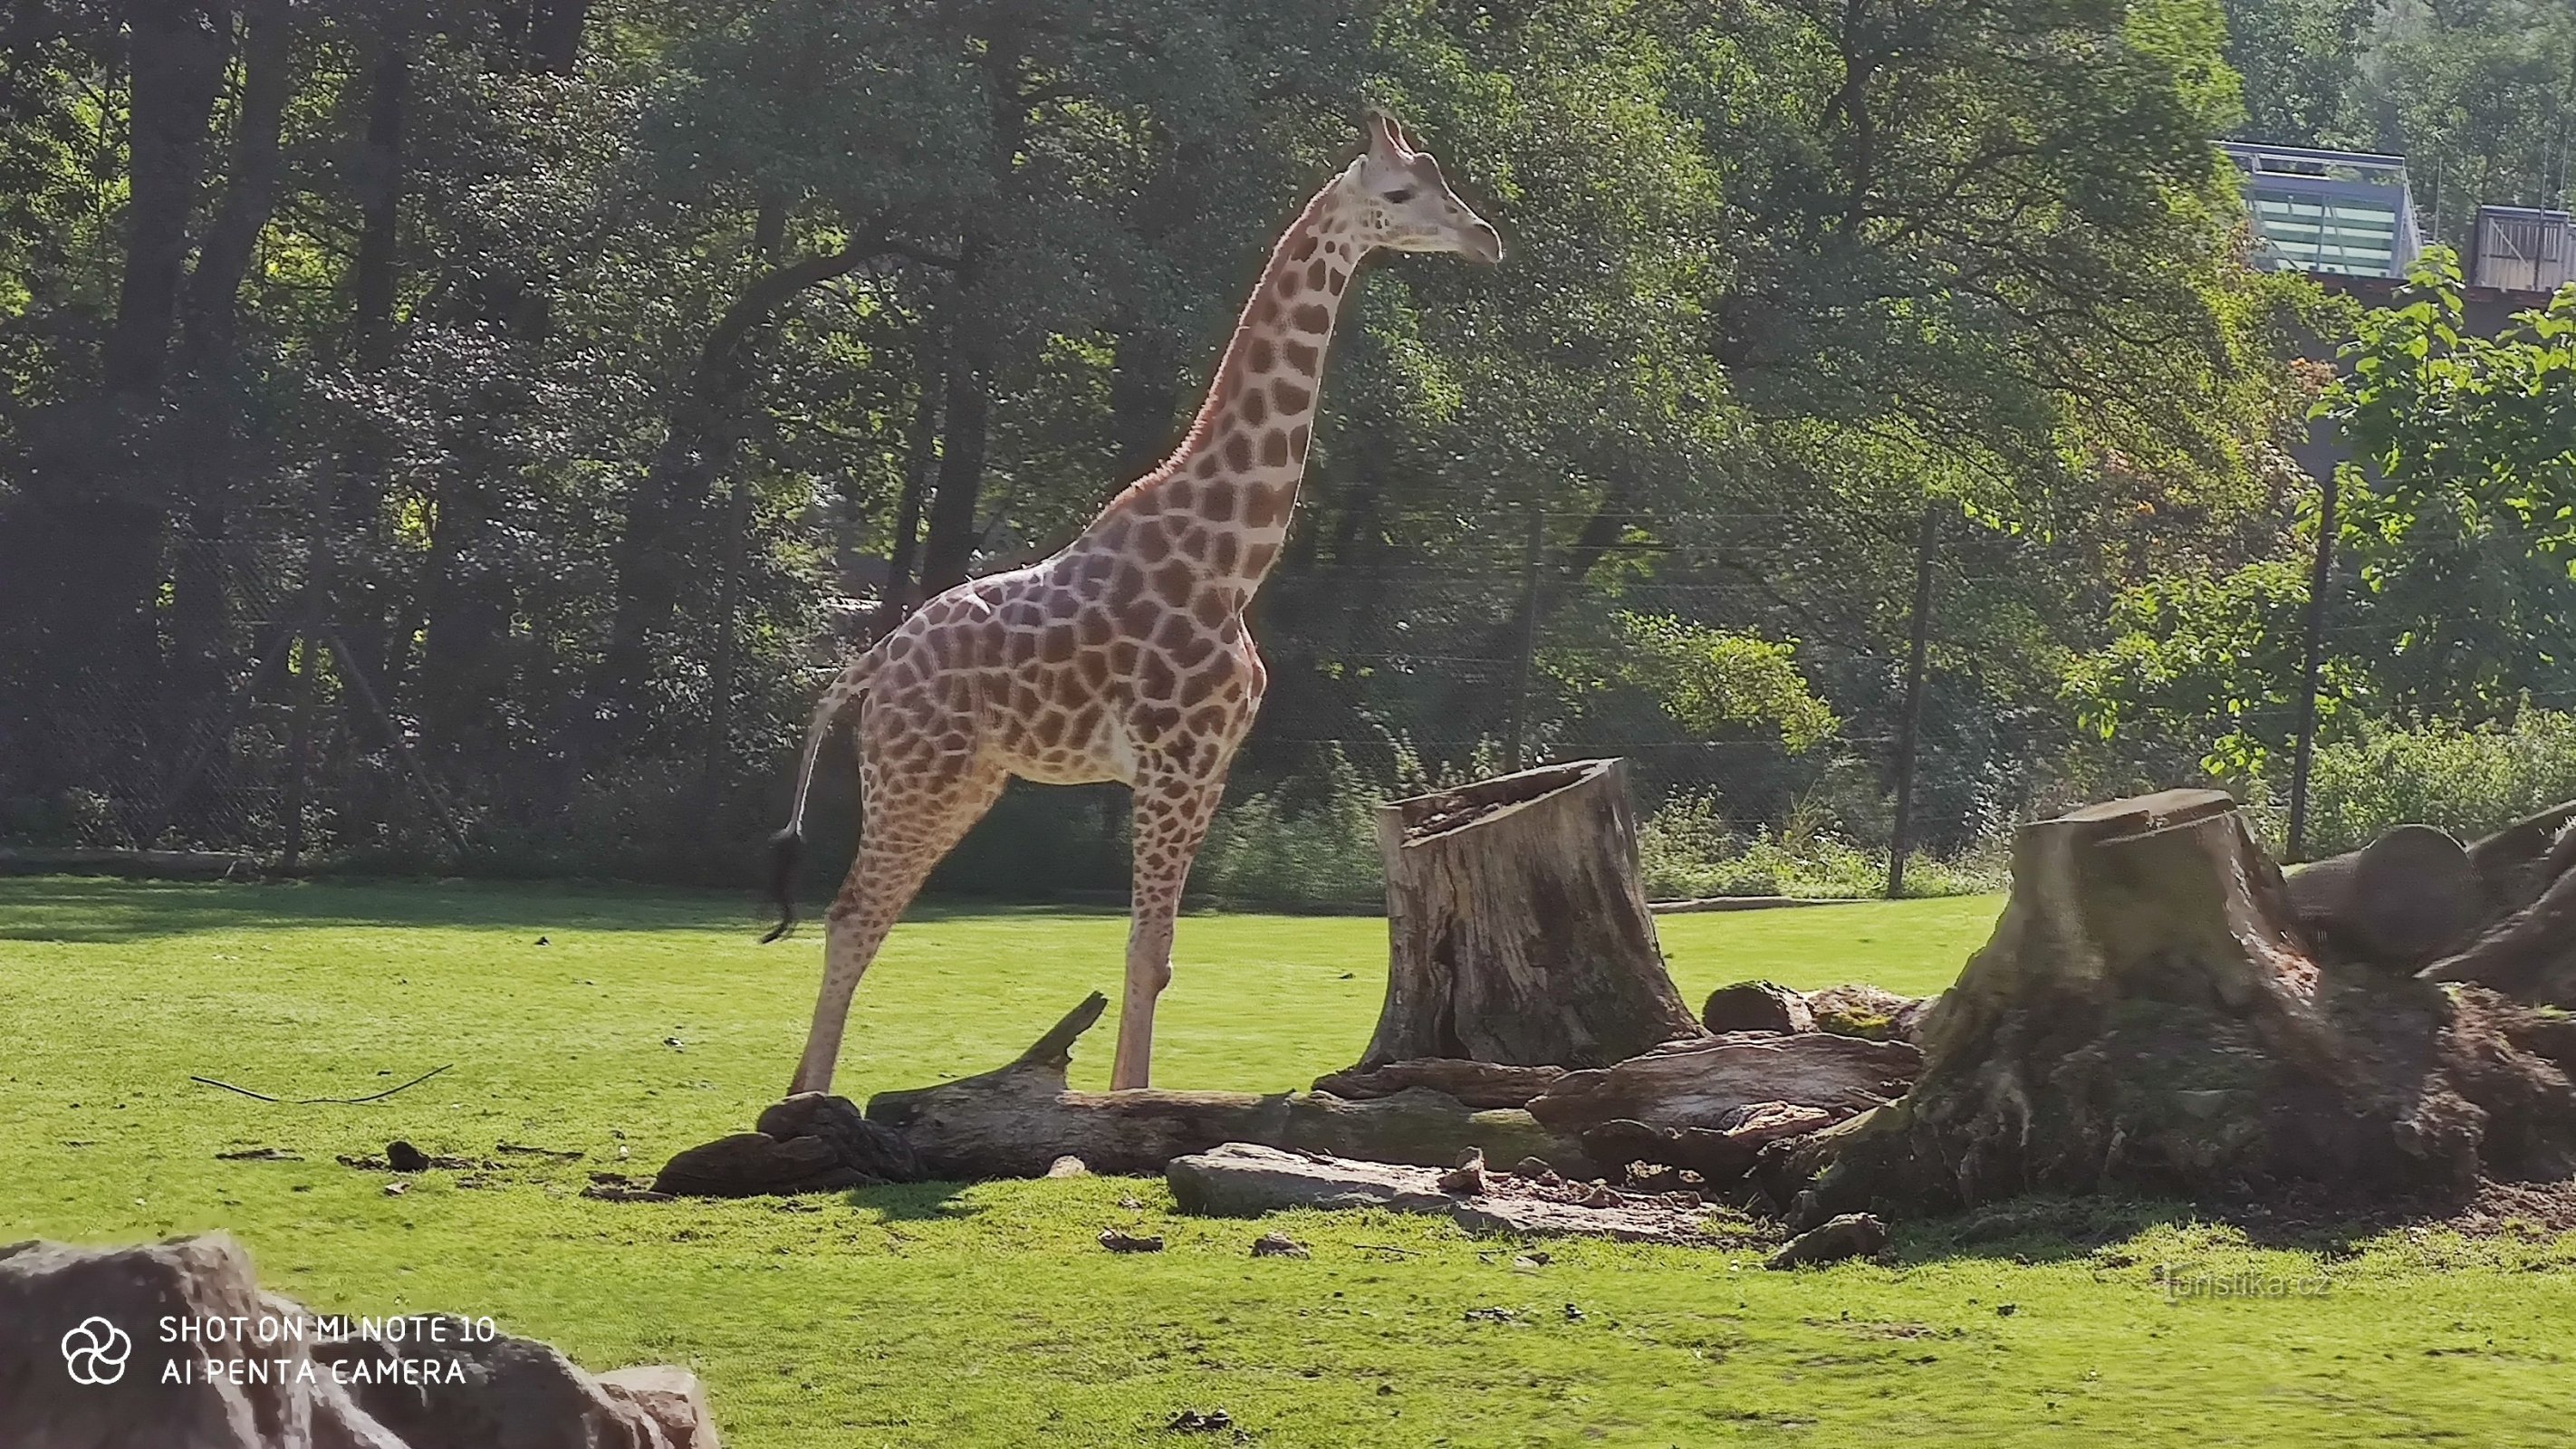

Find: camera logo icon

[61,1317,131,1386]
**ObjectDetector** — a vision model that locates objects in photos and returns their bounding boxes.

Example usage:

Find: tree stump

[1357,759,1706,1070]
[1794,789,2576,1226]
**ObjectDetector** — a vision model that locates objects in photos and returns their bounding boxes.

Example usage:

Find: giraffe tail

[760,662,875,944]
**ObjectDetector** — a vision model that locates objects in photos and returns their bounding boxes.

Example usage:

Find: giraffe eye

[1383,187,1417,204]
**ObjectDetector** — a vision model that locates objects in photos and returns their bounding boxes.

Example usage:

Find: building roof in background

[2222,142,2424,280]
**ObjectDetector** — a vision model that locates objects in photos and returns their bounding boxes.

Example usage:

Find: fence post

[1502,507,1545,772]
[2286,466,2341,862]
[1888,502,1941,899]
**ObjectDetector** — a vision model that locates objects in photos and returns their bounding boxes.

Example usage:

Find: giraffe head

[1340,110,1503,265]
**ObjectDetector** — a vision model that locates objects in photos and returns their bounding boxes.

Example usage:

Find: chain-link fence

[0,498,2439,902]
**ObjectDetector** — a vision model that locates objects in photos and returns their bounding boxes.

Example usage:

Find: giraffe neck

[1088,175,1363,591]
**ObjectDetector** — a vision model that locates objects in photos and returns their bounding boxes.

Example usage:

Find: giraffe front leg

[1111,773,1228,1091]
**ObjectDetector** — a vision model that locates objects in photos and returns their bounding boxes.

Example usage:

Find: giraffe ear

[1363,108,1412,161]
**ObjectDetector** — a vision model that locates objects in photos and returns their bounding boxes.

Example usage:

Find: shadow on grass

[844,1180,985,1222]
[0,877,1123,944]
[1889,1192,2432,1266]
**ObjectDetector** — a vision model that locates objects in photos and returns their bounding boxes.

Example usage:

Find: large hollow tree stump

[1793,789,2576,1226]
[1357,759,1706,1070]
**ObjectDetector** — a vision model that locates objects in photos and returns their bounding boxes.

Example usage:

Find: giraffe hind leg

[789,755,1004,1097]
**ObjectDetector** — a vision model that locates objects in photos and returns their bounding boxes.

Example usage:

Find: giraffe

[763,111,1501,1095]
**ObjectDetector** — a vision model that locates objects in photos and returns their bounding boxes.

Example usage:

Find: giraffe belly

[987,670,1136,788]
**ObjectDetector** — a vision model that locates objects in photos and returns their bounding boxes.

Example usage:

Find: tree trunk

[328,35,409,753]
[1107,321,1180,480]
[524,0,588,74]
[1358,759,1706,1070]
[106,0,229,397]
[600,237,884,720]
[914,302,991,598]
[1795,789,2576,1226]
[870,321,944,632]
[179,0,291,368]
[850,993,1597,1181]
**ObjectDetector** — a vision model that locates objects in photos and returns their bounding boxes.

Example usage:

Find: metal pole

[1888,502,1940,899]
[2287,467,2341,862]
[1502,507,1545,772]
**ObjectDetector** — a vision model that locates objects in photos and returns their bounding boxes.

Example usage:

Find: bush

[1635,791,2006,899]
[2294,710,2576,858]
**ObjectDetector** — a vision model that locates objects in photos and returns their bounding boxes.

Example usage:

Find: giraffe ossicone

[764,110,1501,1095]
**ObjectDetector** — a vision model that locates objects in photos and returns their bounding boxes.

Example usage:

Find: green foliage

[1636,791,2007,900]
[2295,709,2576,858]
[2062,559,2359,778]
[2319,250,2576,723]
[1545,613,1837,752]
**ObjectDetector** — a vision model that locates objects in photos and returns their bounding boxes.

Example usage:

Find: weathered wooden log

[1523,1033,1920,1137]
[1358,759,1706,1070]
[1580,1101,1835,1182]
[2424,847,2576,1008]
[1700,980,1814,1034]
[2284,823,2485,969]
[1793,789,2576,1226]
[1310,1059,1569,1108]
[864,993,1599,1180]
[652,1092,923,1197]
[2462,798,2576,916]
[1165,1143,1716,1243]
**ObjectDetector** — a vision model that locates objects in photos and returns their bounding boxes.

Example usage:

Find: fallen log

[1523,1032,1921,1137]
[1165,1142,1717,1243]
[861,993,1600,1180]
[1310,1058,1569,1109]
[1358,759,1706,1070]
[1793,789,2576,1227]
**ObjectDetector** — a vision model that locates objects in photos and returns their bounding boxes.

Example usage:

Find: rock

[1510,1156,1555,1178]
[1765,1212,1889,1268]
[1802,984,1926,1042]
[1166,1142,1717,1244]
[1701,981,1815,1035]
[0,1233,720,1448]
[1437,1148,1487,1195]
[386,1140,430,1173]
[1250,1232,1310,1259]
[1525,1033,1921,1137]
[598,1367,722,1449]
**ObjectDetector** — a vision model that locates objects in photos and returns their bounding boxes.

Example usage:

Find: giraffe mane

[1095,169,1349,516]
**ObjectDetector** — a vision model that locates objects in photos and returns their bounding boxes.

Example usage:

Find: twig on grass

[189,1064,454,1105]
[1351,1243,1422,1257]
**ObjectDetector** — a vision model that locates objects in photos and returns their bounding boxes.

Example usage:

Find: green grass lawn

[4,877,2571,1446]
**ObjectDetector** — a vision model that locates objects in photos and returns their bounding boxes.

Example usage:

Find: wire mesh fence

[0,499,2410,901]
